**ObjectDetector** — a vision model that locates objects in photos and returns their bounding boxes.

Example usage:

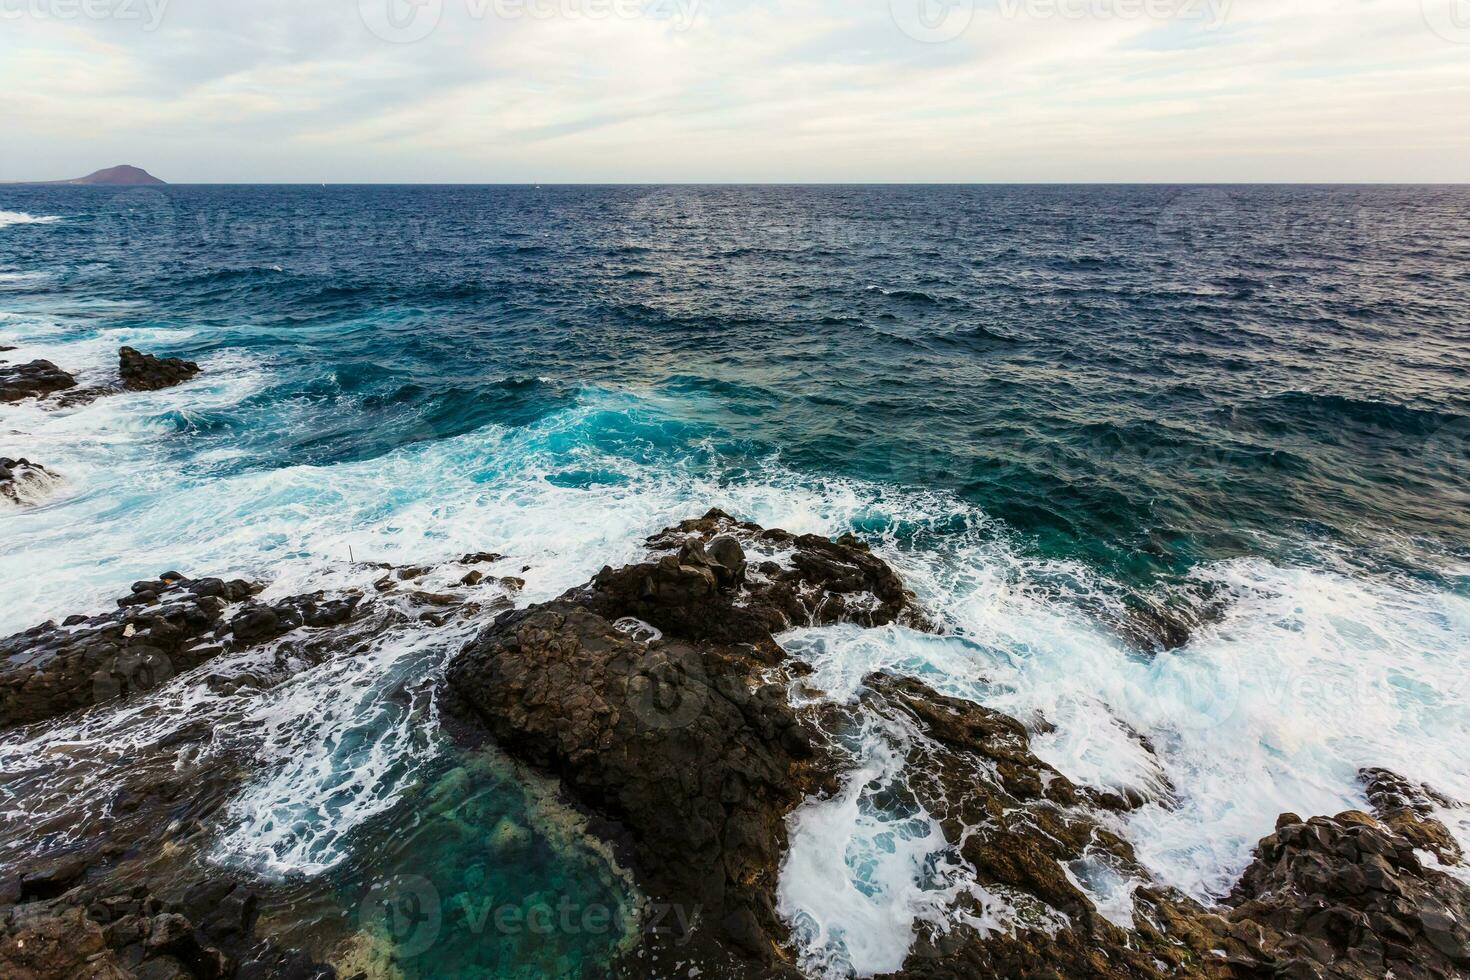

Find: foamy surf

[3,338,1469,974]
[0,210,61,228]
[777,709,1025,978]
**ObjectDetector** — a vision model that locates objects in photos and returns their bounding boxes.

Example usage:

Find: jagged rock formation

[0,876,332,979]
[0,359,77,403]
[443,510,1470,980]
[0,347,201,408]
[4,513,1467,979]
[0,573,265,730]
[443,510,928,972]
[1361,766,1466,866]
[118,346,200,392]
[0,553,518,979]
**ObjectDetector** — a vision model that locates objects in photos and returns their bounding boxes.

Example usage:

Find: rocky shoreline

[442,511,1470,979]
[0,344,201,411]
[1,345,204,508]
[3,512,1469,978]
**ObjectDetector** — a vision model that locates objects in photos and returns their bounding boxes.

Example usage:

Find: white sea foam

[777,711,1023,978]
[209,608,483,877]
[0,211,62,229]
[780,548,1470,912]
[3,331,1469,971]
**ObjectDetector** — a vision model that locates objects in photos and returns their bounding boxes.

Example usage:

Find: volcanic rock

[118,346,201,392]
[443,511,1470,980]
[443,512,935,970]
[1360,767,1466,866]
[0,360,76,403]
[0,458,59,506]
[0,574,375,731]
[0,875,335,980]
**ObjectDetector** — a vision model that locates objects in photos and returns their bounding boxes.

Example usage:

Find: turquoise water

[1,185,1467,975]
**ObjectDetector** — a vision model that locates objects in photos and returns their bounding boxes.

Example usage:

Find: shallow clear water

[1,185,1467,975]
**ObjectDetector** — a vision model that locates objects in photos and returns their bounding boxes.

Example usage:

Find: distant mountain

[1,165,168,186]
[63,165,166,186]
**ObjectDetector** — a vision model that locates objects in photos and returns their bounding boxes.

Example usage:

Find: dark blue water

[3,185,1469,976]
[5,185,1467,582]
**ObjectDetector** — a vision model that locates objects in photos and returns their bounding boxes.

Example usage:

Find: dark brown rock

[444,513,1470,980]
[1360,767,1465,866]
[443,513,933,971]
[1,874,335,980]
[1222,810,1470,978]
[0,458,59,506]
[0,360,76,403]
[118,347,201,392]
[0,575,367,731]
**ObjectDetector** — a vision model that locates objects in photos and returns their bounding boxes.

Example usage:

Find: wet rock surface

[117,346,201,393]
[443,511,873,974]
[0,874,337,980]
[444,512,1470,980]
[1360,766,1466,866]
[1,346,203,408]
[0,359,77,403]
[0,555,509,732]
[0,457,59,506]
[0,573,264,731]
[5,513,1468,979]
[598,508,934,640]
[1220,810,1470,979]
[0,556,512,979]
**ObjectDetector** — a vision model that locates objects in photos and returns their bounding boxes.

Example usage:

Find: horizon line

[7,180,1470,187]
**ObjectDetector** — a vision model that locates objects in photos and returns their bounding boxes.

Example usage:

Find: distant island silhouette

[6,165,166,186]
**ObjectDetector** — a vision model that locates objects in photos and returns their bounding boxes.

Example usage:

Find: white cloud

[1,0,1466,180]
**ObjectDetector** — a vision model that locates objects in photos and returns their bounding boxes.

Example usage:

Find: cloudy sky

[2,0,1467,182]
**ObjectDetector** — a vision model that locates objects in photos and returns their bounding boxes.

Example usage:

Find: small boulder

[117,346,201,392]
[0,359,77,402]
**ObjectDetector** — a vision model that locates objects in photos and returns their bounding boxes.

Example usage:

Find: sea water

[1,185,1467,976]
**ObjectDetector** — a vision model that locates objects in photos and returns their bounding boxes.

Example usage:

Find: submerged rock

[0,359,76,403]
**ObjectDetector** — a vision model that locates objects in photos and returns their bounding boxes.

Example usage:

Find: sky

[2,0,1468,182]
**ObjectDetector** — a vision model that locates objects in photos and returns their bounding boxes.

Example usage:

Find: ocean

[2,184,1468,976]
